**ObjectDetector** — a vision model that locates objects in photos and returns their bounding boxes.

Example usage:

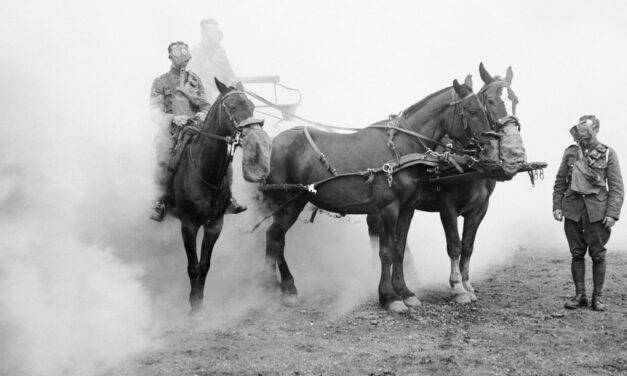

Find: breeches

[564,209,610,261]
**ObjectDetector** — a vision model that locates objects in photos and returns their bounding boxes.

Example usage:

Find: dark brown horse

[367,63,527,304]
[262,78,497,312]
[169,78,266,316]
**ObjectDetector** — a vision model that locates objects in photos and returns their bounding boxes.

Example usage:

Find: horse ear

[453,79,472,97]
[464,74,473,89]
[214,77,228,94]
[235,81,244,91]
[453,79,462,95]
[479,62,494,85]
[505,66,513,84]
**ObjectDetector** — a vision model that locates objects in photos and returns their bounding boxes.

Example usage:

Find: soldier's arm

[149,78,174,128]
[605,148,624,220]
[193,74,212,115]
[552,148,572,212]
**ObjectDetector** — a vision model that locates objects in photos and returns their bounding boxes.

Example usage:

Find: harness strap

[303,127,339,176]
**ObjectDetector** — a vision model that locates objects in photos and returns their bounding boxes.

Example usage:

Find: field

[108,247,627,376]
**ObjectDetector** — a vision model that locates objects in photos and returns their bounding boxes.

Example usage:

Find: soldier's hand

[553,209,563,222]
[173,115,189,127]
[603,216,616,229]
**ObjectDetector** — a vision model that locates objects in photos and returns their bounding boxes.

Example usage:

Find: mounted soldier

[553,115,624,311]
[149,41,246,222]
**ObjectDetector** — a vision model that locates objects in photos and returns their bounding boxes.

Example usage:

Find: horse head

[206,78,272,183]
[477,63,527,176]
[401,78,494,158]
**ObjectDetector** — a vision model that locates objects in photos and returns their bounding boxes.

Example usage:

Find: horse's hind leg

[264,194,307,306]
[181,220,204,315]
[440,209,470,304]
[460,210,488,302]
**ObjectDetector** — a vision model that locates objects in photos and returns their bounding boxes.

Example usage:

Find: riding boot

[150,166,175,222]
[592,259,606,311]
[226,196,247,214]
[564,258,587,309]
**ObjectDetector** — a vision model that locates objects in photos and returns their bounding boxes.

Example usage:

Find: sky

[1,1,627,375]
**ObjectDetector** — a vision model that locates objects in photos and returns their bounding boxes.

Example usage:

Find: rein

[186,90,252,190]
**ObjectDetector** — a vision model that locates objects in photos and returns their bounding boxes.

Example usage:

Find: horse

[168,78,267,316]
[367,63,527,304]
[261,78,498,312]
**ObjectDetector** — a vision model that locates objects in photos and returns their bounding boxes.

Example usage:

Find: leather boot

[150,201,167,222]
[564,294,588,309]
[592,259,606,311]
[592,295,606,311]
[565,258,587,309]
[226,196,247,214]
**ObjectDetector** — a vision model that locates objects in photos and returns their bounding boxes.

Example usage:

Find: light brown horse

[169,78,267,316]
[262,78,498,312]
[367,63,527,304]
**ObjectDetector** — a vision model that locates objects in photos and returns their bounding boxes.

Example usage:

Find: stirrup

[150,202,167,222]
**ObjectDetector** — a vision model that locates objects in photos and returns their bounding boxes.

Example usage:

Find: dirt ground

[108,248,627,376]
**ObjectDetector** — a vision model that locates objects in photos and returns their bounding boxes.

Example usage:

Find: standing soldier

[553,115,624,311]
[149,41,244,222]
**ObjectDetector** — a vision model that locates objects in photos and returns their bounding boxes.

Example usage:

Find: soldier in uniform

[553,115,624,311]
[187,19,237,103]
[149,41,245,222]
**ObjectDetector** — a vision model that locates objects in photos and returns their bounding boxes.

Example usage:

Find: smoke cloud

[3,1,627,375]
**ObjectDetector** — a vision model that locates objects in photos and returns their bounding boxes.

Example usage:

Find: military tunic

[553,141,624,260]
[149,66,211,134]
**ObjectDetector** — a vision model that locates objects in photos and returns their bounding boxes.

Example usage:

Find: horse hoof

[282,294,299,308]
[453,293,472,304]
[467,292,478,302]
[388,300,409,313]
[189,307,206,319]
[403,296,422,307]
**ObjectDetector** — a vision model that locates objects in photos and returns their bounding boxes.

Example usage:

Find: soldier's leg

[226,164,247,214]
[563,217,588,308]
[150,134,176,222]
[583,213,611,311]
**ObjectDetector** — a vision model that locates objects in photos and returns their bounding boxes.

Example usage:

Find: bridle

[477,80,520,132]
[187,89,263,190]
[446,90,493,151]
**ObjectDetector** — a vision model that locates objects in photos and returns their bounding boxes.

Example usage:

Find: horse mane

[402,86,451,119]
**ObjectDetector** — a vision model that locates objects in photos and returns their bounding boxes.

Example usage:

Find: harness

[260,90,486,196]
[184,90,260,190]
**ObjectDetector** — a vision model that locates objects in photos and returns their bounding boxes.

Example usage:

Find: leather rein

[187,90,260,190]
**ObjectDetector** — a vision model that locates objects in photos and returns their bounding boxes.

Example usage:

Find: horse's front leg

[460,210,488,302]
[181,220,203,315]
[440,209,470,304]
[378,205,410,312]
[189,215,224,314]
[391,206,421,308]
[367,214,419,285]
[264,195,307,307]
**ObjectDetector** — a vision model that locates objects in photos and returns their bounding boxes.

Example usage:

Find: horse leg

[367,214,383,269]
[378,206,409,312]
[186,215,224,317]
[391,206,420,308]
[460,210,488,302]
[367,213,419,285]
[181,220,204,315]
[264,195,307,307]
[440,209,470,304]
